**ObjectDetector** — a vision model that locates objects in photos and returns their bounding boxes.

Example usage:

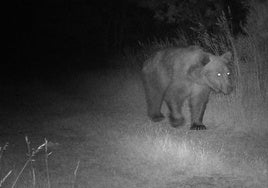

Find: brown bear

[142,46,233,130]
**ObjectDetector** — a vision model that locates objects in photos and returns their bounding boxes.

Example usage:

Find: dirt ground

[0,69,267,188]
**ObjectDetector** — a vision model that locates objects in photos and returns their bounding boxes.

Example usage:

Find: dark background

[6,0,248,74]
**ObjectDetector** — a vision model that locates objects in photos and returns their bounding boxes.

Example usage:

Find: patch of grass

[0,137,80,188]
[98,121,268,187]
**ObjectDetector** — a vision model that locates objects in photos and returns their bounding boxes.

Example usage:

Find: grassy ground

[0,67,267,188]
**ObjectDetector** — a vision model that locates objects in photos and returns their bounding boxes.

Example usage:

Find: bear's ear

[188,54,210,83]
[221,52,232,62]
[188,64,203,83]
[200,53,210,66]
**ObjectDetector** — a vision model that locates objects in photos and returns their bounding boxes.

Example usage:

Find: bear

[142,45,233,130]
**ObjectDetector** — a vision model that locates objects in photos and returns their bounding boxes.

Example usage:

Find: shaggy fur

[142,46,233,130]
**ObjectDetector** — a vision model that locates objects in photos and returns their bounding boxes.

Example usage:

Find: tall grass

[232,0,268,133]
[0,143,12,187]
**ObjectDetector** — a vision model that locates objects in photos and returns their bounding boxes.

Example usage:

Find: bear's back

[164,46,207,75]
[142,46,208,76]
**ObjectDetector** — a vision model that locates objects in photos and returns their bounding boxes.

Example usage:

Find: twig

[72,160,80,188]
[0,143,8,162]
[0,169,12,187]
[11,158,31,188]
[44,138,52,188]
[26,136,36,188]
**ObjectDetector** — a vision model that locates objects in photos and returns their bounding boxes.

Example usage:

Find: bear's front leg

[189,88,210,130]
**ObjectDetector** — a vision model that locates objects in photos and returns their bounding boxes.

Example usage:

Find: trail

[0,69,267,188]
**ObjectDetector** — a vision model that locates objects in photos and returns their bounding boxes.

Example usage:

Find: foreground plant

[11,136,53,188]
[0,142,12,187]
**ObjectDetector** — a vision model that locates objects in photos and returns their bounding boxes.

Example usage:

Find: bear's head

[202,52,233,94]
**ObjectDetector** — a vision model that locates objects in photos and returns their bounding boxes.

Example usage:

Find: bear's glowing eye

[226,72,230,76]
[217,73,221,77]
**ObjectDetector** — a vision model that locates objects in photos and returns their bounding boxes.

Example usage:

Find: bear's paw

[150,113,165,122]
[169,116,185,128]
[190,123,207,130]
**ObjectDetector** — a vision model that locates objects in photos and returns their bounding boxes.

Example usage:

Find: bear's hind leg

[189,89,210,130]
[147,90,165,122]
[143,76,165,122]
[165,90,185,127]
[167,102,185,127]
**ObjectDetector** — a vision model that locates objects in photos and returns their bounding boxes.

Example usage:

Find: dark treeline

[7,0,248,70]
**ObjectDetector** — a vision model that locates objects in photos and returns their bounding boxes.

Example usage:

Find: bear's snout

[223,85,233,94]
